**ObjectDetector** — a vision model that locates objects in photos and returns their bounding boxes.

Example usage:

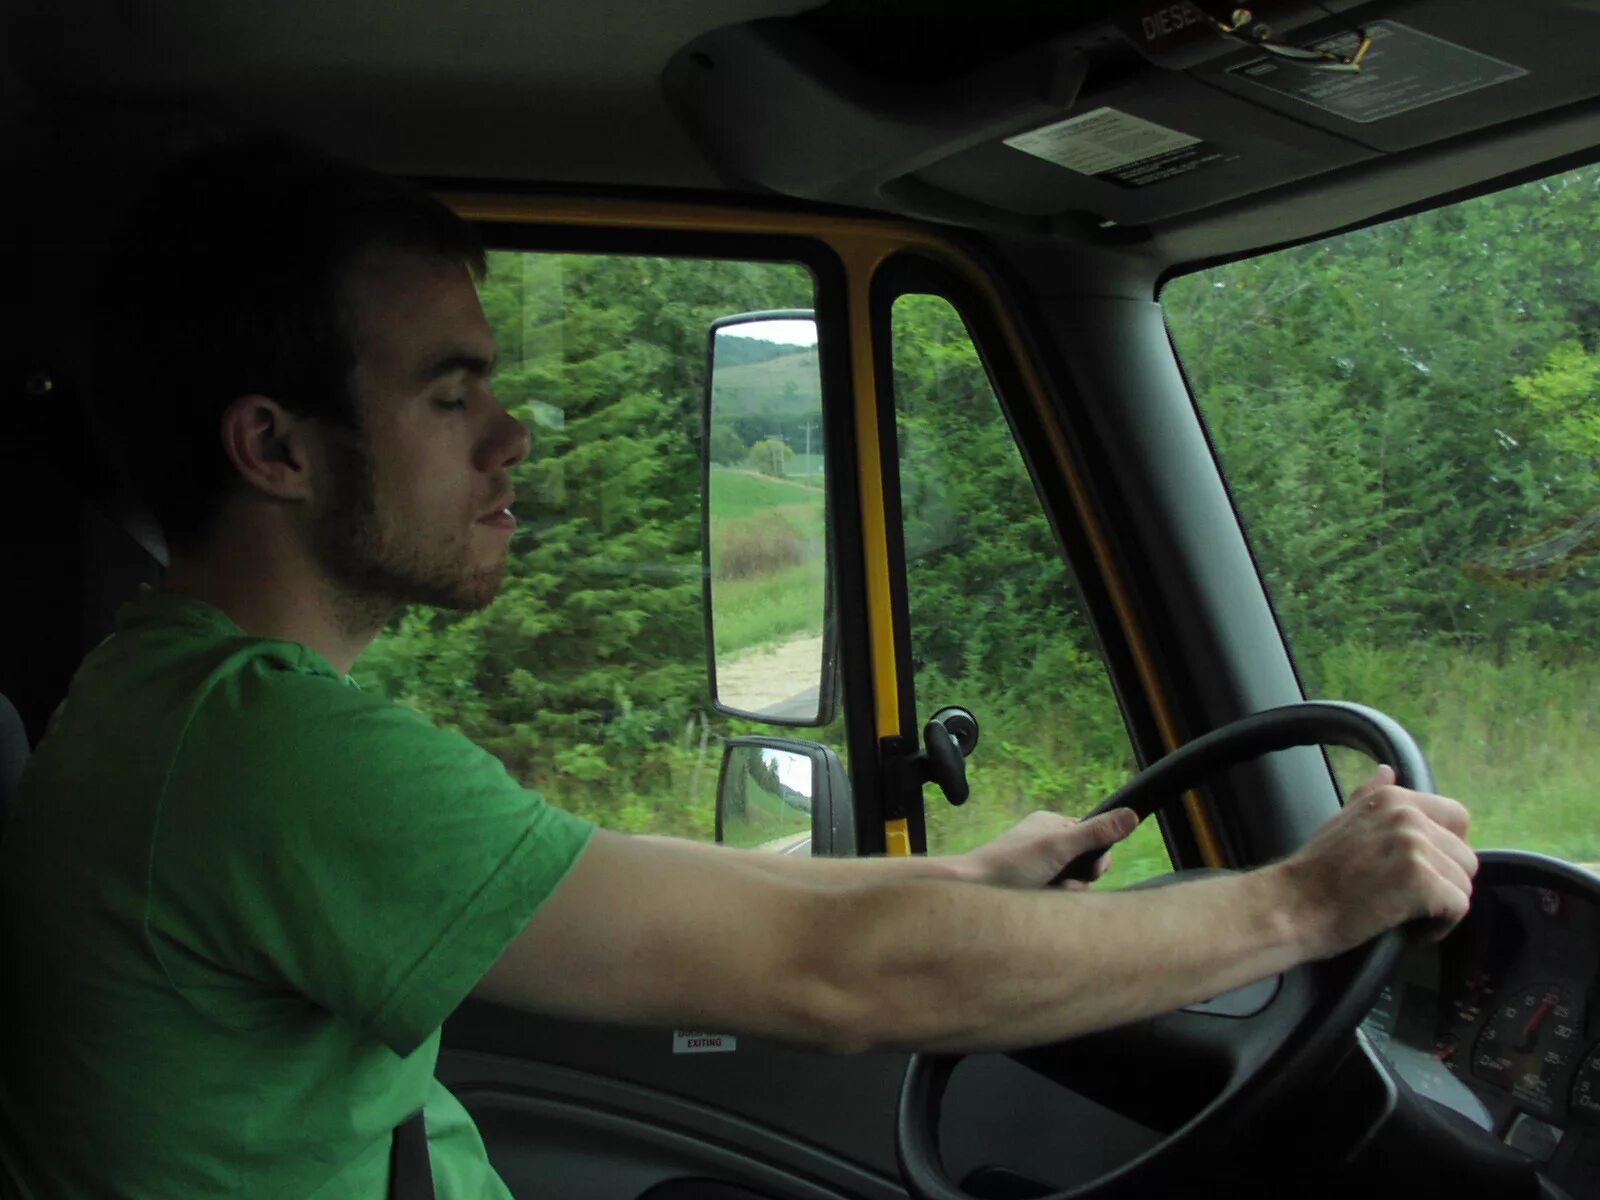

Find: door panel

[441,1007,1163,1198]
[443,1049,904,1199]
[443,1005,911,1189]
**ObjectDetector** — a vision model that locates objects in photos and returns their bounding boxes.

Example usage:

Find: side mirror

[701,310,836,726]
[715,737,857,857]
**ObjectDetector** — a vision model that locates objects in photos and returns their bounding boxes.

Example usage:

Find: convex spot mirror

[715,737,857,857]
[702,311,836,726]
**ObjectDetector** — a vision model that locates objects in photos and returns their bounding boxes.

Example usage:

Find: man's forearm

[812,866,1309,1054]
[637,831,1311,1055]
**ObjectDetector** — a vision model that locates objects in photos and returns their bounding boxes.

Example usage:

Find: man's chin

[323,544,507,616]
[419,568,505,613]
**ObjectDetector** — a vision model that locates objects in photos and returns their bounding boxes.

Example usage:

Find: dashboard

[1360,852,1600,1197]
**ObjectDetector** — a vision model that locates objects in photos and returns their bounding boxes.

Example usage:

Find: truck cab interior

[3,1,1599,1197]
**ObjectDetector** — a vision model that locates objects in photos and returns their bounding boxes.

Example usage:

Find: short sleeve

[145,653,594,1056]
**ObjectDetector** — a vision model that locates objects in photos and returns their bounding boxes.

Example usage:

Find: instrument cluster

[1361,855,1600,1193]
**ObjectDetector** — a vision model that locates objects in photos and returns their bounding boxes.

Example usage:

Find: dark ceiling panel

[3,0,1597,268]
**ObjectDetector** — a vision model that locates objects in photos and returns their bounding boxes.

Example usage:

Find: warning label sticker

[1228,21,1527,124]
[673,1030,737,1054]
[1099,141,1230,189]
[1004,107,1224,189]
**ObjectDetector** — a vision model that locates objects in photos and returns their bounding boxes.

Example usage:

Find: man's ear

[218,395,315,501]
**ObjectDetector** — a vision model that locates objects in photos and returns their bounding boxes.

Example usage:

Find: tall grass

[713,510,810,580]
[1315,640,1600,864]
[710,560,825,655]
[920,639,1600,882]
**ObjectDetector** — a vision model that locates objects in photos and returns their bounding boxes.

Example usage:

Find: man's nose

[483,405,531,471]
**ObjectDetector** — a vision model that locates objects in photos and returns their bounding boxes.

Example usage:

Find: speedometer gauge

[1433,969,1495,1075]
[1472,981,1584,1113]
[1573,1041,1600,1123]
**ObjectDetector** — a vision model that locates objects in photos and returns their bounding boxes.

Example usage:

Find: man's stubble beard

[309,428,506,633]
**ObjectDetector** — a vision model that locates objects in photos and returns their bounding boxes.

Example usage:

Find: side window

[890,293,1170,882]
[358,250,846,841]
[1165,164,1600,867]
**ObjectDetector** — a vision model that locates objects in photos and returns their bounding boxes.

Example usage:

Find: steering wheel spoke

[1012,1013,1252,1131]
[1010,955,1355,1133]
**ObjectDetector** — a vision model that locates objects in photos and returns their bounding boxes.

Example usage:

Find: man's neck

[161,532,389,676]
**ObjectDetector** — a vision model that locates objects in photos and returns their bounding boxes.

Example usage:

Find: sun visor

[664,0,1600,240]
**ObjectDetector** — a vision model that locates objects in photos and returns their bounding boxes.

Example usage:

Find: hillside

[710,347,821,420]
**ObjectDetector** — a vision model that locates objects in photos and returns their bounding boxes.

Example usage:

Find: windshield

[1164,163,1600,868]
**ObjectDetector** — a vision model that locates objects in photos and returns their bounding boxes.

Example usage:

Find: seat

[0,693,27,833]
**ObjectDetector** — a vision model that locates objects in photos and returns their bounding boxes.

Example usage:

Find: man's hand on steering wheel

[1276,765,1478,960]
[954,807,1141,891]
[947,761,1476,948]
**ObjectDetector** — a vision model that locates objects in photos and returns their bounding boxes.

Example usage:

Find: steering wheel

[896,701,1433,1200]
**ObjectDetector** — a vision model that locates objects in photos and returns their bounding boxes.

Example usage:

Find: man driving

[0,138,1478,1199]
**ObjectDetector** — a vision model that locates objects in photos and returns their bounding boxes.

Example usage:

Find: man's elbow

[764,971,886,1055]
[768,893,924,1056]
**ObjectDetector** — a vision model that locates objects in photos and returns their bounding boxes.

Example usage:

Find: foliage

[744,438,795,477]
[358,163,1600,877]
[1514,340,1600,463]
[359,253,812,839]
[888,294,1145,870]
[708,422,746,465]
[1165,165,1600,665]
[713,512,807,581]
[1165,164,1600,862]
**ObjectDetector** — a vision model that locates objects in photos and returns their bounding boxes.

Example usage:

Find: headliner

[3,0,1598,272]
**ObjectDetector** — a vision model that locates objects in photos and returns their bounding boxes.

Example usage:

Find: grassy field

[710,348,821,419]
[711,561,825,655]
[708,465,824,520]
[920,640,1600,883]
[708,466,827,656]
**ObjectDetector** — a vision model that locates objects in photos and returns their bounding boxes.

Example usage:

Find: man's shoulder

[78,589,342,708]
[95,588,400,727]
[190,644,479,771]
[63,594,485,790]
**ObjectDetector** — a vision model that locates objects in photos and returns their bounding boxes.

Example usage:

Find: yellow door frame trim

[445,193,1224,868]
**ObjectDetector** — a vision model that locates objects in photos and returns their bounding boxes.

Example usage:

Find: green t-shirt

[0,589,595,1198]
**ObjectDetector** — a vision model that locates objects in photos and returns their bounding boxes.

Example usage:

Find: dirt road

[718,633,824,718]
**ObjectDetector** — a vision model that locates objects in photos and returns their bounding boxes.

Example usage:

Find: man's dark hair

[94,136,486,551]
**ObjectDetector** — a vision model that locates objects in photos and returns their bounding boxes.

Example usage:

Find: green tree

[1165,164,1600,662]
[709,421,746,465]
[359,251,814,836]
[745,438,793,477]
[1514,340,1600,463]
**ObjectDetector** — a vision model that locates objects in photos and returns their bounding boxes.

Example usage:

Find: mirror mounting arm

[886,706,981,813]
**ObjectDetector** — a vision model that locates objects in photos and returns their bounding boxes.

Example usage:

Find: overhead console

[663,0,1600,243]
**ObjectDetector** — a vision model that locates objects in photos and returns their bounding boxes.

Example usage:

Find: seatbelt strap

[389,1110,435,1200]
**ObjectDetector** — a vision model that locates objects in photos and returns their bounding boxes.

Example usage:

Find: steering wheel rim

[896,701,1430,1200]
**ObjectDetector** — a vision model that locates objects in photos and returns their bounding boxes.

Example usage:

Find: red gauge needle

[1435,1043,1457,1062]
[1520,996,1557,1049]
